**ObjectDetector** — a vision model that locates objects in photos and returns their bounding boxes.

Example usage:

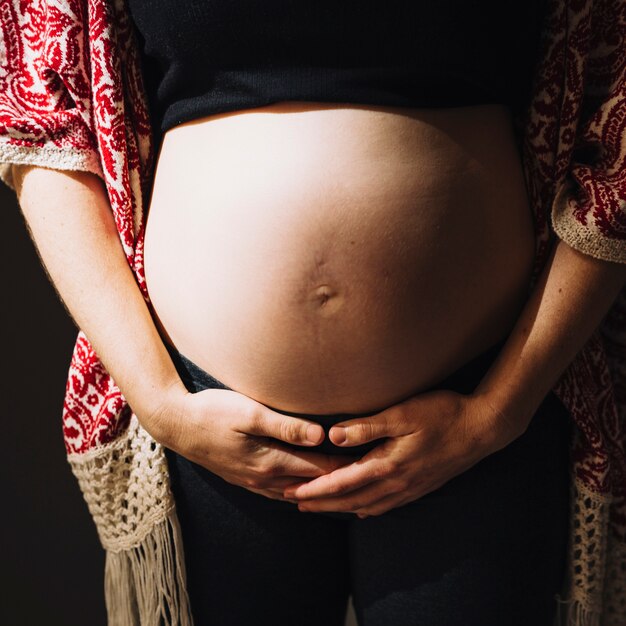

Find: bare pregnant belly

[143,101,536,414]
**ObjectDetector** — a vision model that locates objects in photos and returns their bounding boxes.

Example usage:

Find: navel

[310,283,342,313]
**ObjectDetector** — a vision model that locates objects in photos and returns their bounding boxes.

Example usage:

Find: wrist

[129,377,191,446]
[472,341,559,452]
[471,388,535,454]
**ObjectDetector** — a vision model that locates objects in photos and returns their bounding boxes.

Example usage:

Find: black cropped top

[128,1,548,143]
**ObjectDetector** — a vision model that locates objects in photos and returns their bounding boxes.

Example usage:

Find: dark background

[1,182,106,626]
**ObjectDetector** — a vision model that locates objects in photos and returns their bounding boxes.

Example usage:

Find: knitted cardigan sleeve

[549,0,626,264]
[0,0,103,192]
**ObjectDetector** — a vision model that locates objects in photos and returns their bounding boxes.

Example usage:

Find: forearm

[13,164,187,436]
[474,237,626,448]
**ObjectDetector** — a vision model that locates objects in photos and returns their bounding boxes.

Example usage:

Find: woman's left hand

[283,389,529,517]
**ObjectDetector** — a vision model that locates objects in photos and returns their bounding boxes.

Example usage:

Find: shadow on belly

[163,337,506,457]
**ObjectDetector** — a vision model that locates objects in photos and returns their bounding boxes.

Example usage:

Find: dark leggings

[163,340,572,626]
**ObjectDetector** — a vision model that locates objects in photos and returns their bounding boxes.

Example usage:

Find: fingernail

[306,424,324,444]
[331,426,346,444]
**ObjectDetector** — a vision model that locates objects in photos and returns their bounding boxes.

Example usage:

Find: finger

[328,405,411,447]
[240,406,326,446]
[284,455,386,499]
[265,486,301,502]
[260,442,358,479]
[264,476,333,502]
[247,486,300,504]
[260,475,314,490]
[354,477,449,517]
[244,476,305,500]
[297,480,391,513]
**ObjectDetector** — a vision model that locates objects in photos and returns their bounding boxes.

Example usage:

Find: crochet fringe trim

[67,414,196,625]
[554,600,600,626]
[552,478,626,626]
[104,509,194,626]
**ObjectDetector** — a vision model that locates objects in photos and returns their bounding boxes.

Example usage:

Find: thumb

[245,406,326,446]
[329,405,410,446]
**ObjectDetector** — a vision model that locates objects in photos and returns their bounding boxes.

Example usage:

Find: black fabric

[128,0,548,143]
[162,341,572,626]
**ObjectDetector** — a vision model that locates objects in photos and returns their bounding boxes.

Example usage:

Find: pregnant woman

[134,2,557,621]
[2,1,625,625]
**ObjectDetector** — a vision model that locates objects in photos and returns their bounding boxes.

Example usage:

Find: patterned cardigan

[1,1,624,624]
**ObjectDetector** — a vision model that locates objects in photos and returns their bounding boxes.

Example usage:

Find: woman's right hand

[148,385,357,503]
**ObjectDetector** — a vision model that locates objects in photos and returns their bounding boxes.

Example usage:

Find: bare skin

[285,241,626,517]
[13,164,354,504]
[144,101,536,415]
[13,103,624,514]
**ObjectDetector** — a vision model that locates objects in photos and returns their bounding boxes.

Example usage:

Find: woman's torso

[143,101,536,414]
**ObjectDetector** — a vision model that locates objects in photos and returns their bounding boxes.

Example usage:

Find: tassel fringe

[554,596,601,626]
[104,510,194,626]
